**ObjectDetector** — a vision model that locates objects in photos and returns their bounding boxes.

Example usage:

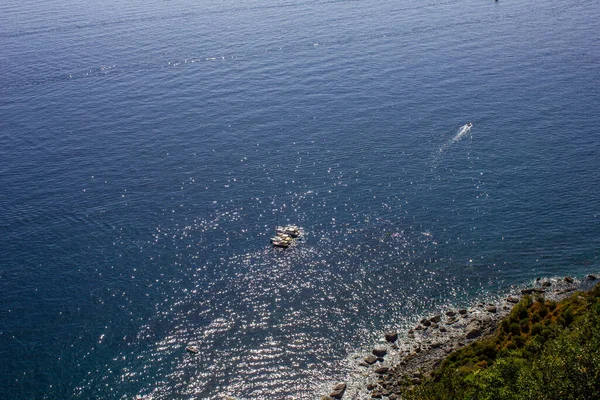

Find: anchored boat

[271,225,302,248]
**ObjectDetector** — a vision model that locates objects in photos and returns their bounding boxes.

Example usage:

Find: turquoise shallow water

[1,0,599,398]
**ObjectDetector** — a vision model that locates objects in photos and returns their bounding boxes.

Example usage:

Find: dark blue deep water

[1,0,599,398]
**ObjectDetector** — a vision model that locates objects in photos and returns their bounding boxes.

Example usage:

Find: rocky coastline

[322,274,598,400]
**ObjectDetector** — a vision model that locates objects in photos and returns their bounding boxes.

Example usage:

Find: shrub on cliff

[404,283,600,400]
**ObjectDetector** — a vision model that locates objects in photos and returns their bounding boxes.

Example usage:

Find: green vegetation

[404,284,600,399]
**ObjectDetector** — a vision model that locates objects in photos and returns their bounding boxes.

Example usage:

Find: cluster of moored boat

[270,225,302,248]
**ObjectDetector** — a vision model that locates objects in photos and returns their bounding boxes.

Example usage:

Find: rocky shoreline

[322,274,598,400]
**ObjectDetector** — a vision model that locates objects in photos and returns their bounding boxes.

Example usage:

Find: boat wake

[436,123,473,155]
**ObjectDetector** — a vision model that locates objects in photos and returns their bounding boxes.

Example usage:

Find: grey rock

[507,296,520,303]
[522,288,546,295]
[466,326,482,339]
[385,331,398,343]
[329,383,347,399]
[564,276,574,283]
[430,315,442,323]
[486,305,497,313]
[458,309,468,315]
[586,274,597,281]
[372,348,387,358]
[366,383,376,390]
[411,377,422,385]
[421,318,432,327]
[364,355,378,365]
[542,281,552,287]
[446,317,457,325]
[374,366,389,374]
[446,310,456,317]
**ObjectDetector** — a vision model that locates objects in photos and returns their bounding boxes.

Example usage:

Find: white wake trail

[432,123,474,169]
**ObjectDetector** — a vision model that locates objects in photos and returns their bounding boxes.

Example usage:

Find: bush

[401,283,600,400]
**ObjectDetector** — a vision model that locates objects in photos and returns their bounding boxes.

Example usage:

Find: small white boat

[271,235,293,248]
[186,345,199,354]
[275,225,301,237]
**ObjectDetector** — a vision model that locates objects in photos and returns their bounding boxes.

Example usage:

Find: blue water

[1,0,599,398]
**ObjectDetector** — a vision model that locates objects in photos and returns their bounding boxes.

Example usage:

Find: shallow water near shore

[1,0,599,398]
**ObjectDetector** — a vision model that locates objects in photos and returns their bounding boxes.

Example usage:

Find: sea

[1,0,599,398]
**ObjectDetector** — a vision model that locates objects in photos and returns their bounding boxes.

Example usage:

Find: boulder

[430,315,442,323]
[372,348,387,358]
[506,296,520,303]
[445,310,456,317]
[586,274,597,281]
[564,276,574,283]
[486,305,497,313]
[522,288,545,295]
[384,332,398,343]
[466,323,482,339]
[364,355,378,365]
[329,383,347,399]
[458,309,468,315]
[421,318,432,327]
[542,281,552,287]
[374,366,389,374]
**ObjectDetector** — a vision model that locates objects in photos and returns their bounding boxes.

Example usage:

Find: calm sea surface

[1,0,599,398]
